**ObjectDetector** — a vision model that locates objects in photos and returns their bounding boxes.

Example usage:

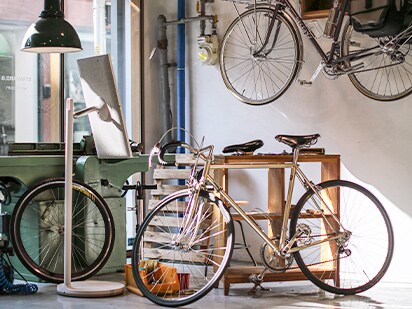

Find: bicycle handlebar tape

[158,140,184,166]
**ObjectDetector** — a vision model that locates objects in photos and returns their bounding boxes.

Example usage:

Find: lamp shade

[21,0,82,53]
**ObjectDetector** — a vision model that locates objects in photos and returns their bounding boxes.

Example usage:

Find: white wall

[144,0,412,284]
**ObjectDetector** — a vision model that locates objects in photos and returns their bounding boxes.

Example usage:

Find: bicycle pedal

[298,79,312,87]
[248,286,258,295]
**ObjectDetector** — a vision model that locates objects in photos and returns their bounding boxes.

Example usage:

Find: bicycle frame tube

[207,151,346,256]
[295,166,346,232]
[281,0,327,61]
[279,149,299,249]
[254,2,280,55]
[280,0,350,64]
[175,145,215,245]
[208,173,283,256]
[327,0,350,63]
[172,140,347,259]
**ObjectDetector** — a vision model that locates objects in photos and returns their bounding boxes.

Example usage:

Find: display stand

[57,98,124,297]
[211,153,340,295]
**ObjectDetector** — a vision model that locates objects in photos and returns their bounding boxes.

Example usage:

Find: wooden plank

[175,154,202,165]
[148,215,210,229]
[216,153,341,295]
[230,212,282,221]
[230,211,335,221]
[268,168,284,240]
[321,157,340,182]
[148,200,187,212]
[225,265,334,276]
[143,248,207,263]
[143,231,208,246]
[153,168,192,180]
[151,185,186,196]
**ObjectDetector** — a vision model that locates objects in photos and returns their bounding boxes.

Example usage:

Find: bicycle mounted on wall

[219,0,412,104]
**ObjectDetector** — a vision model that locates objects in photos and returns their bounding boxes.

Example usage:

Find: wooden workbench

[212,153,340,295]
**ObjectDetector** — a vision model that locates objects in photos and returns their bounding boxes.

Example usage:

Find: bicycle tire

[341,22,412,101]
[10,178,115,283]
[132,189,234,307]
[220,8,302,105]
[290,180,394,294]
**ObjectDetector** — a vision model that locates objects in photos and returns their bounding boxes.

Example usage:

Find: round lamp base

[57,280,124,298]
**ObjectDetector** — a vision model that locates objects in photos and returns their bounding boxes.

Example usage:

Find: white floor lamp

[56,98,124,297]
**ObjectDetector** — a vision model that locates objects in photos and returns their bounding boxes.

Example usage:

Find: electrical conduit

[177,0,186,145]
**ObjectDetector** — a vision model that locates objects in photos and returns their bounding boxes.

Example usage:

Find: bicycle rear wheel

[11,178,114,283]
[132,190,234,307]
[342,22,412,101]
[220,8,302,105]
[290,180,393,294]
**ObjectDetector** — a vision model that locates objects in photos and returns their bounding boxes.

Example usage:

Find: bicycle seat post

[292,147,300,165]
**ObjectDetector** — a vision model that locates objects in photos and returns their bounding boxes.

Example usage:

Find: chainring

[259,237,294,273]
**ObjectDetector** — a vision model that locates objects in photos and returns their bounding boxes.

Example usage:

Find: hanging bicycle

[220,0,412,104]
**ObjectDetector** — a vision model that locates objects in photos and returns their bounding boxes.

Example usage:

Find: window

[0,0,132,154]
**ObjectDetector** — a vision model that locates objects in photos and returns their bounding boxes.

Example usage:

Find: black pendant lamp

[21,0,82,53]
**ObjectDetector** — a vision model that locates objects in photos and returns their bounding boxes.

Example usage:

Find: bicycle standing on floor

[132,134,394,307]
[219,0,412,104]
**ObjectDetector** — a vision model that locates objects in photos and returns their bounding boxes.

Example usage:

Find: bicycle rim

[290,180,394,294]
[132,190,234,307]
[11,179,114,283]
[342,23,412,101]
[220,8,301,105]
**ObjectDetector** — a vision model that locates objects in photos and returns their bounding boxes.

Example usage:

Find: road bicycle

[1,175,156,284]
[0,178,115,283]
[131,133,394,307]
[219,0,412,104]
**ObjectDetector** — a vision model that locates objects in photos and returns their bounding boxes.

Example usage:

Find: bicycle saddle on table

[275,134,320,149]
[222,139,264,155]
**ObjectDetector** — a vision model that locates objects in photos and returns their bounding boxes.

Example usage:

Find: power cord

[0,254,38,295]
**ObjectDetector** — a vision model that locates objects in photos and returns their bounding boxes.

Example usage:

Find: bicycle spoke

[344,23,412,100]
[291,180,393,294]
[13,180,113,283]
[132,191,233,306]
[220,7,300,104]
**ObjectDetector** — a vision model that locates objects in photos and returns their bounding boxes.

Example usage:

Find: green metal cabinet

[0,154,150,281]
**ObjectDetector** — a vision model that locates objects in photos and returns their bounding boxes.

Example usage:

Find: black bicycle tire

[10,178,115,283]
[220,8,302,105]
[290,179,394,294]
[341,22,412,101]
[132,189,234,307]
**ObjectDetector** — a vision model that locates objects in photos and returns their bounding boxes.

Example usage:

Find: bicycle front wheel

[290,180,393,294]
[220,8,302,105]
[11,178,114,283]
[132,190,234,307]
[342,22,412,101]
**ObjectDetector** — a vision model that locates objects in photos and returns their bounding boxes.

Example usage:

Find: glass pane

[1,0,120,151]
[65,0,94,142]
[65,0,113,142]
[0,2,44,153]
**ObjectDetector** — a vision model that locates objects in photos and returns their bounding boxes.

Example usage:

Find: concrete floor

[1,272,412,309]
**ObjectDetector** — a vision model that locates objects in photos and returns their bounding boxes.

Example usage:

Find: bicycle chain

[263,234,350,272]
[345,60,404,75]
[287,242,349,270]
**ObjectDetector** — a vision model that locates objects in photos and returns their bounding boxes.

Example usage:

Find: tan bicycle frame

[174,144,345,258]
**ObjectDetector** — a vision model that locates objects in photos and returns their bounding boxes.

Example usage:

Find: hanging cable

[0,254,38,295]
